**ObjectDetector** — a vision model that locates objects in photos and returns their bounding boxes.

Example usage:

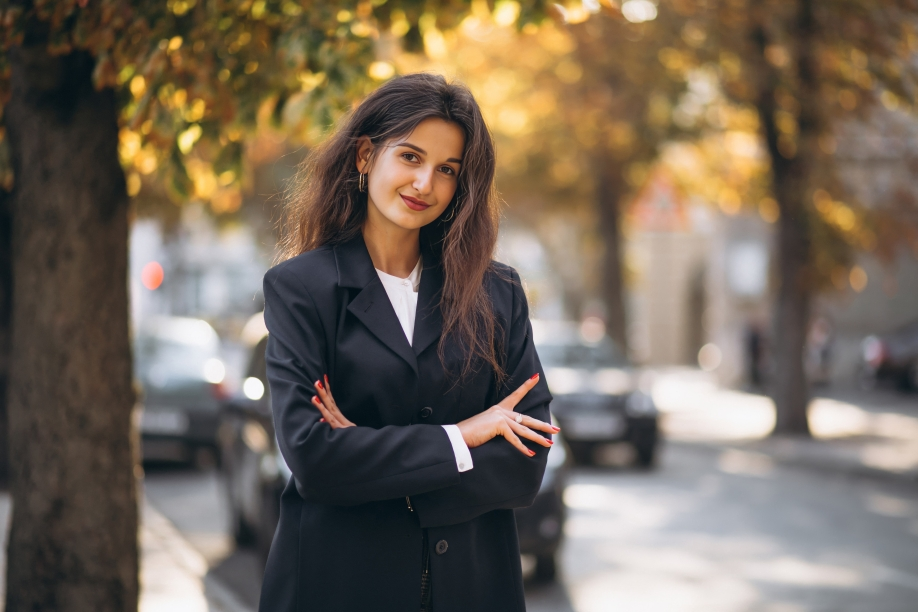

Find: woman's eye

[401,153,418,162]
[440,166,455,176]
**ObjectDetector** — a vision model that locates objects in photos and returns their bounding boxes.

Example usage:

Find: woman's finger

[314,379,355,428]
[497,374,539,410]
[313,382,343,427]
[494,407,558,434]
[507,419,553,447]
[498,419,536,456]
[511,412,559,434]
[312,394,339,427]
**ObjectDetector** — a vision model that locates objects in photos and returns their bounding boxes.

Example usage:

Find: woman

[259,72,557,612]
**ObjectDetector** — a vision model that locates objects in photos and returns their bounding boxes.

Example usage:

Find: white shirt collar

[374,255,422,292]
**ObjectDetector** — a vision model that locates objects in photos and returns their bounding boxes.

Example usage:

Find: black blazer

[258,233,552,612]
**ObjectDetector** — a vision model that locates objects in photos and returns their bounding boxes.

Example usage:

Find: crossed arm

[264,265,556,526]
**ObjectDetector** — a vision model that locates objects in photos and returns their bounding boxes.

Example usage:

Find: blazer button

[420,406,433,419]
[435,540,448,555]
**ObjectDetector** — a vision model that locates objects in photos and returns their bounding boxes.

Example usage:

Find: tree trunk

[594,154,629,352]
[751,0,822,436]
[5,41,138,611]
[0,187,10,490]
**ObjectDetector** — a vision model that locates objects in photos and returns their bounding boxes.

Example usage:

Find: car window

[135,336,219,383]
[537,338,627,368]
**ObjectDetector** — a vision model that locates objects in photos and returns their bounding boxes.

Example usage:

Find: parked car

[134,316,228,463]
[219,314,569,581]
[533,319,659,467]
[858,318,918,391]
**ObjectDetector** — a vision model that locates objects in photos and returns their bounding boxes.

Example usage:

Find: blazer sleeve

[410,268,554,528]
[263,265,461,506]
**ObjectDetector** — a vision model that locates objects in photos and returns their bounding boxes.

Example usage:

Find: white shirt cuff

[441,424,473,472]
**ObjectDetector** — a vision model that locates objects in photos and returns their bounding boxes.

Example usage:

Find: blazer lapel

[412,256,443,358]
[334,234,419,375]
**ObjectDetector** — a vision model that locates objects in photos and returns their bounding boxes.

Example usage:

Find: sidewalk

[0,493,253,612]
[651,368,918,482]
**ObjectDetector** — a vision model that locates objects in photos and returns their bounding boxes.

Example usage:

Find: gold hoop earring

[358,172,367,193]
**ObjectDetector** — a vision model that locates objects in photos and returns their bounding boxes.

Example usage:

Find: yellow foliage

[497,107,529,136]
[119,129,141,163]
[849,266,868,292]
[129,75,146,98]
[424,29,448,59]
[607,122,636,152]
[172,88,187,108]
[717,187,742,215]
[758,197,779,223]
[184,98,206,122]
[178,124,202,154]
[551,158,580,186]
[368,62,395,80]
[127,172,142,197]
[493,1,520,27]
[880,90,899,110]
[555,60,583,84]
[135,147,158,175]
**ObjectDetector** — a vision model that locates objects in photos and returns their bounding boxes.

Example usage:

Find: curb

[142,500,255,612]
[667,439,918,484]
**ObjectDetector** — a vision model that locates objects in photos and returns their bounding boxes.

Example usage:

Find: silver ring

[515,413,523,424]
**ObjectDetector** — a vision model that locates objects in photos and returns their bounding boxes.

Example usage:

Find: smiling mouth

[400,194,431,211]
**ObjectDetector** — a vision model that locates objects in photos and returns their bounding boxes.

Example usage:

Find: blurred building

[624,173,771,386]
[130,205,271,334]
[817,106,918,384]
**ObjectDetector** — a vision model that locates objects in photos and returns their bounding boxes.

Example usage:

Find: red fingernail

[552,426,561,432]
[529,373,539,380]
[548,440,554,445]
[320,417,325,422]
[312,396,320,405]
[316,380,324,390]
[324,374,329,387]
[528,449,536,456]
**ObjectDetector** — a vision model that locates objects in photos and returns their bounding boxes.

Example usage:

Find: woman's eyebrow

[394,141,462,164]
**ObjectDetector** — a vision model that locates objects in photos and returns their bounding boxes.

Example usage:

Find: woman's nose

[412,167,435,194]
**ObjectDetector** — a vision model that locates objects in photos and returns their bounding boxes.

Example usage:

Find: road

[144,439,918,612]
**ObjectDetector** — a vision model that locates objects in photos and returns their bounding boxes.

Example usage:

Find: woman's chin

[380,210,438,232]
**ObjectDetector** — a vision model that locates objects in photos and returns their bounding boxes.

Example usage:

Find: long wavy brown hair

[280,72,504,380]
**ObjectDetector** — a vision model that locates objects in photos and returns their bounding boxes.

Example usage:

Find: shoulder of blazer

[484,260,521,302]
[265,246,336,289]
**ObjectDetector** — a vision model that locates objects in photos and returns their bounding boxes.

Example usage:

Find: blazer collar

[333,233,444,373]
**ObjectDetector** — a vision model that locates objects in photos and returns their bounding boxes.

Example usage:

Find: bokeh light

[141,261,164,290]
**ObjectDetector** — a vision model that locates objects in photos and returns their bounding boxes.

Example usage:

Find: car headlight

[625,391,657,417]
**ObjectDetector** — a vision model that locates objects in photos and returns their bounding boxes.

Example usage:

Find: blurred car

[515,426,567,583]
[533,319,659,467]
[134,316,229,463]
[219,313,570,580]
[858,318,918,391]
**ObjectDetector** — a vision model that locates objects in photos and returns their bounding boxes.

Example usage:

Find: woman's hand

[456,373,560,457]
[312,375,355,429]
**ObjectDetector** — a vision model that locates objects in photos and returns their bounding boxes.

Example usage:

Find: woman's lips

[400,194,431,211]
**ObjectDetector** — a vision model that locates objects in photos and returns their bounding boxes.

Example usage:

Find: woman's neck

[362,216,421,279]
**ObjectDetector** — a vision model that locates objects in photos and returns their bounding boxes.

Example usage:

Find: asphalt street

[144,439,918,612]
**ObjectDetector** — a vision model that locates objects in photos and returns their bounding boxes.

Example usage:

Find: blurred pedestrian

[745,319,766,389]
[259,73,557,612]
[806,316,834,386]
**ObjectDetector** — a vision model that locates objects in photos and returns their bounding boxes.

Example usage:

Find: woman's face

[357,117,465,233]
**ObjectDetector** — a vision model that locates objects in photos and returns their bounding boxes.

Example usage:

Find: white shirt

[375,257,473,473]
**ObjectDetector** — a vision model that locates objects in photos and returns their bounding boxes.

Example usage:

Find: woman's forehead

[395,118,465,161]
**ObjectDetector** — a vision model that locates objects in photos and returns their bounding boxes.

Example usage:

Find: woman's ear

[355,136,373,173]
